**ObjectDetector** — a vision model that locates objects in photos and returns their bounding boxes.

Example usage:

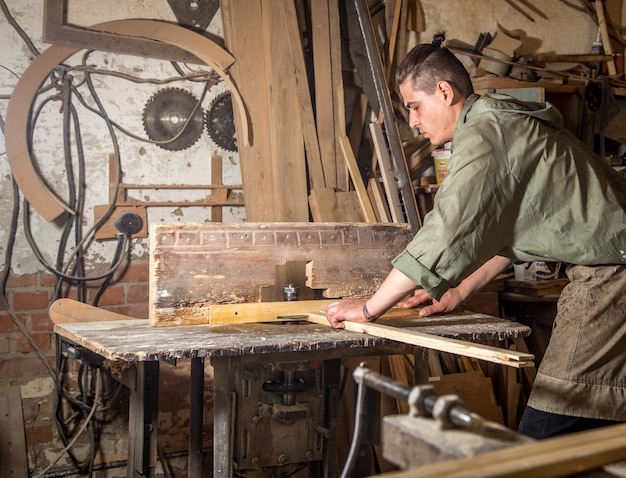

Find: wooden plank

[262,1,309,221]
[311,0,337,189]
[329,0,348,191]
[210,154,225,222]
[306,313,534,368]
[335,191,366,221]
[429,371,504,425]
[348,94,369,161]
[504,278,568,297]
[0,386,28,478]
[381,422,626,478]
[595,0,617,76]
[385,0,403,83]
[338,136,377,222]
[208,300,336,324]
[280,0,325,190]
[370,122,405,223]
[149,222,412,326]
[221,0,276,221]
[309,188,340,222]
[93,205,148,240]
[368,177,392,222]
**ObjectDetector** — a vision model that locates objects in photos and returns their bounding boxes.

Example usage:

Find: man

[325,42,626,439]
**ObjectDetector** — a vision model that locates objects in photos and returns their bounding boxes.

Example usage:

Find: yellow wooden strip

[306,312,534,368]
[208,300,336,324]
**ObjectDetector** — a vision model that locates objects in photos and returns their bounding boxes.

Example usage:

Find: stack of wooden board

[220,0,421,227]
[221,0,344,222]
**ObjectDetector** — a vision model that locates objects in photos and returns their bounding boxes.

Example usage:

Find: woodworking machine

[347,363,527,474]
[229,357,327,477]
[230,285,328,477]
[348,363,626,478]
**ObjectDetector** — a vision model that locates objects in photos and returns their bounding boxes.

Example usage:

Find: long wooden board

[306,312,534,369]
[206,301,533,368]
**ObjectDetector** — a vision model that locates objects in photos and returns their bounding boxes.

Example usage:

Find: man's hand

[397,287,465,317]
[397,289,431,308]
[325,298,368,328]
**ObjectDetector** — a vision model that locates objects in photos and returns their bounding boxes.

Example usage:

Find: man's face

[399,80,457,146]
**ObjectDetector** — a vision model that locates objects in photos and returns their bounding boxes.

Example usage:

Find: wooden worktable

[53,311,529,362]
[54,312,530,478]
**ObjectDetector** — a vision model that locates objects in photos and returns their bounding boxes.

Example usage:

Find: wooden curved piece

[5,19,248,222]
[49,298,136,324]
[5,43,80,221]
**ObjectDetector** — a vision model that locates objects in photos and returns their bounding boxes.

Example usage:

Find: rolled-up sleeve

[392,112,519,299]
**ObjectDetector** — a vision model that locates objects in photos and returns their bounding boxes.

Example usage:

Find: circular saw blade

[205,91,237,152]
[143,87,204,151]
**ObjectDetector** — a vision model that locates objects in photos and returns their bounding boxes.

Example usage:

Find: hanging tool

[142,87,205,151]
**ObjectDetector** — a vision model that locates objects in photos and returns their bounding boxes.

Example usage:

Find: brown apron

[528,264,626,420]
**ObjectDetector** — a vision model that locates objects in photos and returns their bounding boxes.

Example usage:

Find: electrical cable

[0,114,57,380]
[22,202,130,282]
[340,376,368,478]
[37,367,103,478]
[0,10,132,477]
[0,0,40,57]
[92,233,127,307]
[69,64,215,84]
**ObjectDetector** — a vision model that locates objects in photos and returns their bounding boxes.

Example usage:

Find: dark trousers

[518,406,624,440]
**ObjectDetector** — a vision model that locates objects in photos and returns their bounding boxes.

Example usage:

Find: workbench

[53,312,531,478]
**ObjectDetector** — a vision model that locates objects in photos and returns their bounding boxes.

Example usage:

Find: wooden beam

[306,312,534,368]
[370,122,405,223]
[339,136,378,222]
[311,0,337,189]
[262,1,309,221]
[594,0,617,76]
[380,422,626,478]
[280,1,325,190]
[368,177,392,222]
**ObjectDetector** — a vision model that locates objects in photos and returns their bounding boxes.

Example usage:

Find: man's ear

[437,80,455,105]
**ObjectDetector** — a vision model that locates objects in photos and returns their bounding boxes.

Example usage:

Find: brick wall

[0,259,208,477]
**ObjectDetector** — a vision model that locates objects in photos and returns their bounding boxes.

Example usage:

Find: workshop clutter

[432,142,452,184]
[478,26,522,77]
[513,261,560,281]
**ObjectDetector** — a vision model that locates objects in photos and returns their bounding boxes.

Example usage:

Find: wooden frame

[43,0,202,64]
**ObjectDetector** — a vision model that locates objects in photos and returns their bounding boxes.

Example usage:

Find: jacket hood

[462,93,564,129]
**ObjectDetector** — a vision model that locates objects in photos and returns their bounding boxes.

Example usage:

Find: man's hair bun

[432,32,446,47]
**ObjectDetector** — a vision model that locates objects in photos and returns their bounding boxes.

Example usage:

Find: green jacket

[393,93,626,299]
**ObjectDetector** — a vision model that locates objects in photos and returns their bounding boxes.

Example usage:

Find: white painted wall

[0,1,244,275]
